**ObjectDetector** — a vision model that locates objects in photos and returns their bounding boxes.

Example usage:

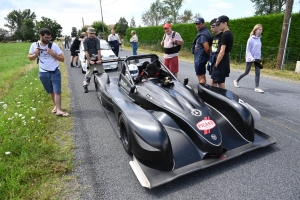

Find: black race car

[94,54,276,189]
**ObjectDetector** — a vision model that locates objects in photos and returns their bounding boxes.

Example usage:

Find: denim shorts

[39,68,61,94]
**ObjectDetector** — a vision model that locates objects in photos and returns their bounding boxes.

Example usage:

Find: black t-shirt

[211,32,223,54]
[218,30,233,54]
[70,35,84,50]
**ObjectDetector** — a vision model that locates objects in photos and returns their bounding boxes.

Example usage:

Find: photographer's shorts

[85,63,105,78]
[211,66,225,83]
[39,68,61,94]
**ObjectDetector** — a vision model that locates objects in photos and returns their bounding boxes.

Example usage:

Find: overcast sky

[1,0,300,36]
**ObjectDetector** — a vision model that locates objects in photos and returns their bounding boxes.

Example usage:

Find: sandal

[56,112,69,117]
[52,108,57,113]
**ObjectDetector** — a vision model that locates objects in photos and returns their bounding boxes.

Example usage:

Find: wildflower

[32,108,36,112]
[18,114,23,117]
[5,152,11,155]
[19,95,23,97]
[8,118,12,120]
[15,113,18,116]
[21,116,25,119]
[17,102,21,104]
[0,102,4,104]
[31,116,35,119]
[2,104,7,109]
[30,82,33,85]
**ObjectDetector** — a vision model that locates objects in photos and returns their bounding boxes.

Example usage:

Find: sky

[1,0,300,36]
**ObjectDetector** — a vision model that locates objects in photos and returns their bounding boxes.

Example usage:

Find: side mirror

[130,85,137,94]
[183,77,189,85]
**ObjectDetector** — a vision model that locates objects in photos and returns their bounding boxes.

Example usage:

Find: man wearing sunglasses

[28,28,68,117]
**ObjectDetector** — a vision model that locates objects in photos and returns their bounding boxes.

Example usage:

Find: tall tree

[192,13,201,22]
[142,0,167,26]
[163,0,185,24]
[71,27,77,37]
[251,0,286,15]
[130,17,136,28]
[179,9,193,23]
[4,9,36,40]
[114,17,128,36]
[20,19,36,41]
[36,17,62,40]
[91,21,108,36]
[141,11,156,26]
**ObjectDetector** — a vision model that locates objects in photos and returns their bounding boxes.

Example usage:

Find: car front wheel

[119,114,132,154]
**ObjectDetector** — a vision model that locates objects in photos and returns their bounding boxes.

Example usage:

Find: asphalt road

[64,49,300,200]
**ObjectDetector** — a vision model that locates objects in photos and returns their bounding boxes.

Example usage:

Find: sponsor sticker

[196,116,216,135]
[191,109,202,117]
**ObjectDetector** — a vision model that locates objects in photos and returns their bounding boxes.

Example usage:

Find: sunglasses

[43,36,52,40]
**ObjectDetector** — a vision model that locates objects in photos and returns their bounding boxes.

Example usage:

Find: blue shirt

[193,27,211,63]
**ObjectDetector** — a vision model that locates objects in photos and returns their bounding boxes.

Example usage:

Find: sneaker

[83,86,88,93]
[76,65,80,68]
[254,88,264,93]
[233,80,239,88]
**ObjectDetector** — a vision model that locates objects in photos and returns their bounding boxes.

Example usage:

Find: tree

[179,9,193,23]
[20,19,36,41]
[163,0,185,24]
[142,0,168,26]
[114,17,128,36]
[0,28,9,41]
[71,27,77,37]
[130,17,136,28]
[141,11,156,26]
[92,21,108,36]
[36,17,62,40]
[4,9,36,40]
[251,0,286,15]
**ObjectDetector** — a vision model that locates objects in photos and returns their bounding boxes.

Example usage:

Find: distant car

[78,39,118,73]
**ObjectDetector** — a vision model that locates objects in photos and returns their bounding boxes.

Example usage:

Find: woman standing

[234,24,264,93]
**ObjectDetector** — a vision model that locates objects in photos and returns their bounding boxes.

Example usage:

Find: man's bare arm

[215,45,226,67]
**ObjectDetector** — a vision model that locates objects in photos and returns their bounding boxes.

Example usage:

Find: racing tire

[119,114,132,154]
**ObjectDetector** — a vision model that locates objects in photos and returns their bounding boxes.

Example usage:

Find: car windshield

[100,43,111,50]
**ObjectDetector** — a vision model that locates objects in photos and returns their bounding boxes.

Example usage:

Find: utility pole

[276,0,294,70]
[99,0,105,35]
[82,17,84,28]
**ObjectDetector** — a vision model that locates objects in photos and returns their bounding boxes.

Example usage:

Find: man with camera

[28,28,68,117]
[82,27,104,93]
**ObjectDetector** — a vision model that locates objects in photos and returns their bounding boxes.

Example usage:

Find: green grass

[0,43,74,199]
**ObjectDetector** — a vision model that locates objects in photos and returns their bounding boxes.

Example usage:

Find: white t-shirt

[163,31,183,59]
[29,41,62,72]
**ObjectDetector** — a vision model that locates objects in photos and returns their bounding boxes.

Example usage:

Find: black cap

[215,15,229,26]
[194,17,205,24]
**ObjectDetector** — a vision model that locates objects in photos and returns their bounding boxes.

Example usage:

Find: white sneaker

[233,80,239,88]
[254,88,264,93]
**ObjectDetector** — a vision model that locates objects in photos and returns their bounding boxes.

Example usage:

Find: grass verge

[0,43,74,199]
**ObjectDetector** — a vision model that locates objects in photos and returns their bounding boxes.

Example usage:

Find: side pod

[197,84,255,142]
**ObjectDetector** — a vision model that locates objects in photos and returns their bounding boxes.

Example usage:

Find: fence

[124,40,300,71]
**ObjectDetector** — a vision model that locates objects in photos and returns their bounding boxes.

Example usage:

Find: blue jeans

[132,42,139,62]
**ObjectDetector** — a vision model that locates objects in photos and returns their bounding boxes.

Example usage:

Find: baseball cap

[215,15,229,26]
[194,17,205,24]
[163,23,171,29]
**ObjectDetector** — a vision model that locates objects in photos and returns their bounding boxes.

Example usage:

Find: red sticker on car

[196,116,216,135]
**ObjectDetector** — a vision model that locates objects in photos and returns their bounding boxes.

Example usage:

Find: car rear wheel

[119,114,132,154]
